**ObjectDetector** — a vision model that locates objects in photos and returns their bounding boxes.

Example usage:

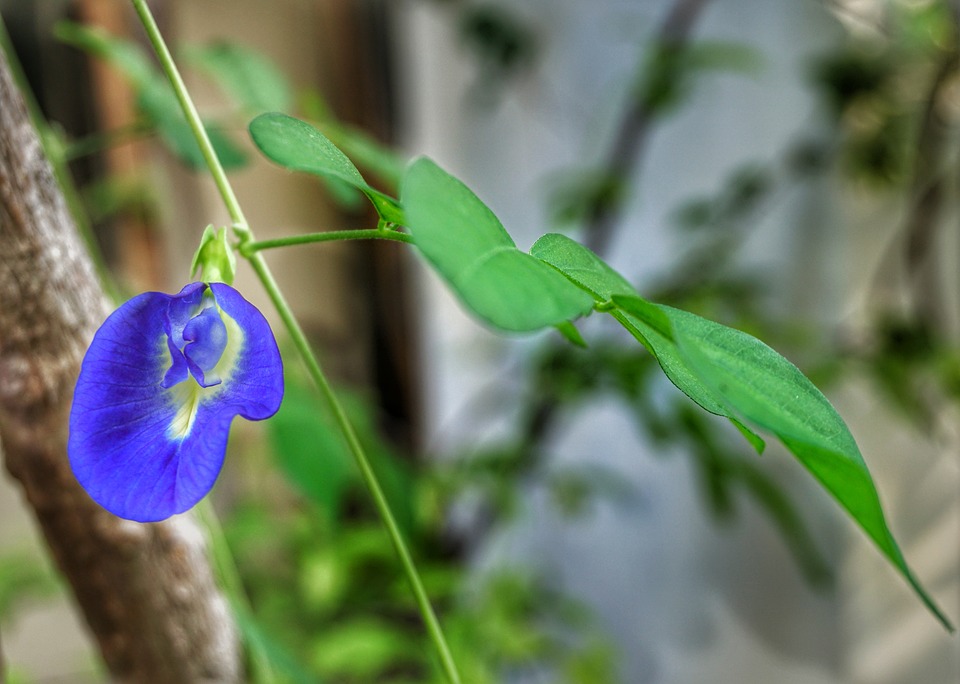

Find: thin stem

[64,119,153,161]
[130,2,461,681]
[195,500,276,684]
[130,0,247,232]
[241,228,414,255]
[583,0,712,255]
[247,252,462,683]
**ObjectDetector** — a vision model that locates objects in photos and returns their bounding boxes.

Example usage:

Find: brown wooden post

[0,45,239,684]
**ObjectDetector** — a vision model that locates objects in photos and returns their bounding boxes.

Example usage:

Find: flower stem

[195,500,276,684]
[240,228,414,255]
[247,252,462,683]
[64,119,153,161]
[130,2,461,682]
[130,0,249,235]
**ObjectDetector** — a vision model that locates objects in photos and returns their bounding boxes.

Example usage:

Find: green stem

[64,119,153,161]
[246,252,462,683]
[130,0,248,233]
[241,228,414,255]
[195,500,276,684]
[130,2,462,682]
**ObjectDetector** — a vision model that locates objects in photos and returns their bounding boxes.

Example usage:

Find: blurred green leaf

[298,548,347,615]
[81,174,158,224]
[249,112,403,222]
[138,79,247,169]
[0,552,59,620]
[56,21,247,170]
[186,41,293,114]
[563,639,618,684]
[547,464,635,516]
[402,158,594,332]
[232,608,320,684]
[683,41,763,76]
[268,377,354,522]
[635,39,760,117]
[54,20,154,88]
[458,5,537,77]
[545,169,622,228]
[309,619,418,678]
[268,374,417,536]
[331,126,405,191]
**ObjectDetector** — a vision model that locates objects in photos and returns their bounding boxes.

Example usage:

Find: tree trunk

[0,45,239,684]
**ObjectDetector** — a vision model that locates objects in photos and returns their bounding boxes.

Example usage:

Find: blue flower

[69,282,283,522]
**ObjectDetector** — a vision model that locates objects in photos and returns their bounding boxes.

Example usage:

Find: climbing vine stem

[130,1,462,682]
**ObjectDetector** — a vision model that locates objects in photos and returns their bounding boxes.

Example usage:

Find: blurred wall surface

[395,0,958,682]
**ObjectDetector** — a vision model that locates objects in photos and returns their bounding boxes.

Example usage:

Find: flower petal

[183,305,227,387]
[69,283,283,522]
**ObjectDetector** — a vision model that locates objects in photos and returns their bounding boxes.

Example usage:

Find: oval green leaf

[186,42,293,114]
[615,296,953,631]
[402,159,594,332]
[249,113,404,223]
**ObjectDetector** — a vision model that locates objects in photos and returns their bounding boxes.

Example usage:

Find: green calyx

[191,225,237,284]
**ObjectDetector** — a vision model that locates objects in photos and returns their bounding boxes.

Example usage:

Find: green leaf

[332,125,405,190]
[57,21,247,170]
[186,41,293,114]
[268,380,353,522]
[232,608,321,684]
[55,21,154,88]
[534,233,952,629]
[683,41,763,76]
[0,552,59,620]
[309,619,418,678]
[402,159,594,332]
[268,376,417,535]
[555,321,587,348]
[137,80,247,170]
[249,112,404,223]
[531,232,763,450]
[300,88,405,190]
[624,299,951,629]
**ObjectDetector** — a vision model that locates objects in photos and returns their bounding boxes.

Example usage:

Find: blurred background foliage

[1,0,959,681]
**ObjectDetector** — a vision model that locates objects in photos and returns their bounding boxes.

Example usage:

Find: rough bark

[0,46,239,684]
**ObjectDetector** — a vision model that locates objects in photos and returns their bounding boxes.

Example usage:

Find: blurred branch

[453,0,718,544]
[521,0,714,453]
[0,45,240,683]
[903,11,960,331]
[584,0,713,254]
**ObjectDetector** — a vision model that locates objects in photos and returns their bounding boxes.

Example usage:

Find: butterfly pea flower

[69,282,283,522]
